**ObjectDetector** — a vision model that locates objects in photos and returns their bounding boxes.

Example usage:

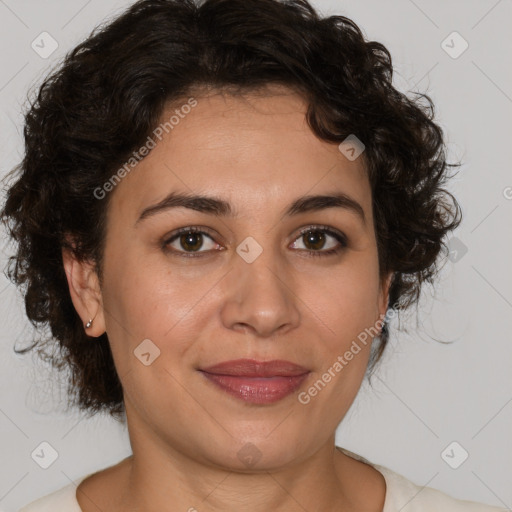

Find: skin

[62,85,393,512]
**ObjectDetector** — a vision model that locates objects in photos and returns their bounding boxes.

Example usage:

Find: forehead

[109,88,371,224]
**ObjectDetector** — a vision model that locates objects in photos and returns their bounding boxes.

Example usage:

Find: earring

[85,318,93,329]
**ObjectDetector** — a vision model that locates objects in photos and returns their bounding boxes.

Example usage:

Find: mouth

[198,359,311,404]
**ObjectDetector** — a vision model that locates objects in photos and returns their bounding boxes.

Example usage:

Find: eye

[290,225,347,257]
[162,225,347,259]
[163,226,222,258]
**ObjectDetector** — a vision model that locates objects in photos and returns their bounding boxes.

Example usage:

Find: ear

[61,242,106,338]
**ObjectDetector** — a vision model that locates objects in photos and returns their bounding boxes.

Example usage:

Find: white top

[18,447,507,511]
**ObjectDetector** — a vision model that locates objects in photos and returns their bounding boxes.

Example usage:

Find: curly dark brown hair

[0,0,462,421]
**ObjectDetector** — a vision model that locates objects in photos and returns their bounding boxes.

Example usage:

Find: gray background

[0,0,511,510]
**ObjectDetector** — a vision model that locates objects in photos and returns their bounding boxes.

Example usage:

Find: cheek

[311,270,378,398]
[102,253,211,363]
[309,256,380,340]
[99,253,167,358]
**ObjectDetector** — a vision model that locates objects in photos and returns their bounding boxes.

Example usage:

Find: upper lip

[199,359,310,377]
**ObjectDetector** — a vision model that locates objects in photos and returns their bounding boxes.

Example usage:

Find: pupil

[181,233,202,252]
[305,231,325,250]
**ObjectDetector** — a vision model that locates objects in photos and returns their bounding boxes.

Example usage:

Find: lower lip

[200,372,310,404]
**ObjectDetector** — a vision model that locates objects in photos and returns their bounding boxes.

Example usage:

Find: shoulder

[18,475,89,512]
[336,447,506,512]
[375,463,507,512]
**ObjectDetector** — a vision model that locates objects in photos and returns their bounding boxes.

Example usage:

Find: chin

[202,435,311,473]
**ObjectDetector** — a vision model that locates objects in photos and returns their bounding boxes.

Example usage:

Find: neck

[119,438,358,512]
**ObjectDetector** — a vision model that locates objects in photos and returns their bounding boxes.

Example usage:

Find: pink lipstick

[199,359,310,404]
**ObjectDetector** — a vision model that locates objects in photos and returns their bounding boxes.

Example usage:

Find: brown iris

[302,230,326,250]
[180,232,203,252]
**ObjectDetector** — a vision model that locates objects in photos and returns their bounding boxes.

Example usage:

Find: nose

[219,241,301,338]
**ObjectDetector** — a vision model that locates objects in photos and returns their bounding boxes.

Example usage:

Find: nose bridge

[238,236,285,295]
[220,233,300,337]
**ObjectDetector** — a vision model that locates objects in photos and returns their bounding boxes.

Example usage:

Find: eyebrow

[135,191,366,226]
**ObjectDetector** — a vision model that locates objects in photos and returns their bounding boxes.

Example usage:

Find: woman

[2,0,505,510]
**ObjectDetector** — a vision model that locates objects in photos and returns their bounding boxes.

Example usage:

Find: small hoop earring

[85,318,93,329]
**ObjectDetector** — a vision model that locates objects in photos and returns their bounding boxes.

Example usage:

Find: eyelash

[162,225,348,259]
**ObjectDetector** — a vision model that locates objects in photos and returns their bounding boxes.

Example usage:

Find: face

[65,86,391,471]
